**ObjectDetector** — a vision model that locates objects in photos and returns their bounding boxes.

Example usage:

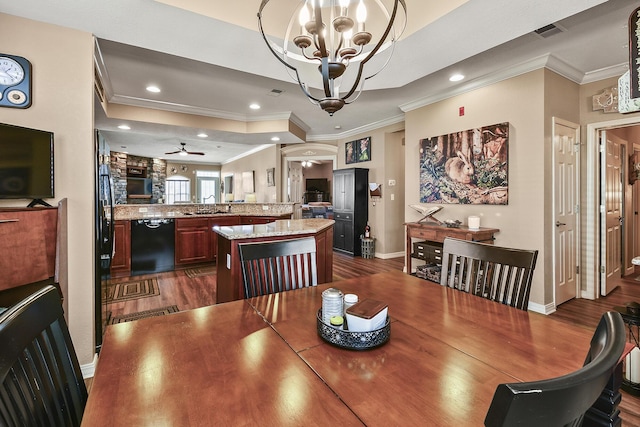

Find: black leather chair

[0,285,87,427]
[484,311,626,427]
[239,237,318,298]
[440,237,538,310]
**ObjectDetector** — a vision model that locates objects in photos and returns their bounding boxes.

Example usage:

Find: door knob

[555,221,566,227]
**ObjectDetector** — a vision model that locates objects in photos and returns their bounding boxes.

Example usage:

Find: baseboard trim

[528,301,555,315]
[81,353,98,379]
[375,251,404,259]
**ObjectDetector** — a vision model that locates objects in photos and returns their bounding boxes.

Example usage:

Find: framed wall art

[267,167,275,187]
[346,136,371,164]
[419,122,509,205]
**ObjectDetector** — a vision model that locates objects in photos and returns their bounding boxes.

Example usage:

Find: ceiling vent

[533,23,566,39]
[268,89,284,97]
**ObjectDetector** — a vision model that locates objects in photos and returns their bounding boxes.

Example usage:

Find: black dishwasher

[131,218,175,275]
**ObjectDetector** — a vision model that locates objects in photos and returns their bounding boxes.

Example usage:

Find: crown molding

[221,144,274,165]
[308,113,405,142]
[581,62,628,84]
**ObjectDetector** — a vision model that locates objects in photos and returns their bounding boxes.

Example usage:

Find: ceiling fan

[165,142,205,156]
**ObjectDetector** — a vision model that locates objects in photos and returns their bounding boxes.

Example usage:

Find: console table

[405,222,500,274]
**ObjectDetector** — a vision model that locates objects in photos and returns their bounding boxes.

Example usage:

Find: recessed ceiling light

[197,133,208,138]
[271,136,280,142]
[118,125,131,130]
[449,74,465,82]
[146,85,161,93]
[249,103,261,110]
[335,125,342,129]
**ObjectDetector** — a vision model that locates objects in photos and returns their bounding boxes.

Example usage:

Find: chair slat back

[0,285,87,427]
[239,237,318,298]
[440,237,538,310]
[484,311,626,427]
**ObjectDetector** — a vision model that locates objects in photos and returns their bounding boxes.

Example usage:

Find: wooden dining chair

[0,285,87,427]
[439,237,538,310]
[484,311,626,427]
[239,237,318,298]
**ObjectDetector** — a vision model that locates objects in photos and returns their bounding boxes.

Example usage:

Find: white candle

[468,216,480,230]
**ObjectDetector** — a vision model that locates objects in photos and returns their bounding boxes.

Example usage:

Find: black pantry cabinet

[332,168,368,256]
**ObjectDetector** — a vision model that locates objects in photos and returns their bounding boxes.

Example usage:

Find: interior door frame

[280,143,338,204]
[585,116,640,299]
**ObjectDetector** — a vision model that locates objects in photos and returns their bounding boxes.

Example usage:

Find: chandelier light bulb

[299,2,310,26]
[356,0,367,30]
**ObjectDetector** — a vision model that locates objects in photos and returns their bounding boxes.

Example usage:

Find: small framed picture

[345,140,357,164]
[267,167,275,187]
[357,137,371,162]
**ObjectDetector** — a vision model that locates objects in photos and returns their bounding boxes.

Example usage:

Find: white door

[600,130,624,295]
[289,162,304,219]
[553,118,579,306]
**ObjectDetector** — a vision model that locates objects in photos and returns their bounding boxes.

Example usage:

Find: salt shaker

[344,294,358,315]
[322,288,344,325]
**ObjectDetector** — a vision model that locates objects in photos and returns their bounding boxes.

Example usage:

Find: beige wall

[334,122,406,256]
[0,14,95,365]
[405,70,547,306]
[221,145,278,202]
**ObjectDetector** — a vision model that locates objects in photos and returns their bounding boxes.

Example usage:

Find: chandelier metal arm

[342,0,405,100]
[258,8,324,104]
[257,8,297,74]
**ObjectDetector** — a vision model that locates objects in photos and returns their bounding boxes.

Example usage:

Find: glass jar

[344,294,358,315]
[322,288,344,325]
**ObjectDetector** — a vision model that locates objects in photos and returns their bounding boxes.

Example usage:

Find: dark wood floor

[102,255,640,425]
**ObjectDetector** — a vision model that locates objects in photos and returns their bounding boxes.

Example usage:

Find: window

[166,177,190,204]
[196,170,220,204]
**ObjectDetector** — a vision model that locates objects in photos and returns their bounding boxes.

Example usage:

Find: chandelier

[258,0,407,116]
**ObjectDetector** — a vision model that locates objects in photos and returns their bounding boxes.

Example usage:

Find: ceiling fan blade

[187,151,205,156]
[164,150,182,155]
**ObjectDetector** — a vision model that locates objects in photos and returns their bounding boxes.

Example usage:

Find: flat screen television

[0,122,54,202]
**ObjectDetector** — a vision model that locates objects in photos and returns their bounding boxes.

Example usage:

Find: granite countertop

[213,219,334,240]
[111,203,294,221]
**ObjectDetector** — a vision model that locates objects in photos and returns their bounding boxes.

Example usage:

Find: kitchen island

[214,219,334,303]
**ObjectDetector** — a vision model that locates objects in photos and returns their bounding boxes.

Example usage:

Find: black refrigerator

[94,130,114,353]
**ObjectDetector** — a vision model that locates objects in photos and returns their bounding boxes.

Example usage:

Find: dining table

[82,270,598,426]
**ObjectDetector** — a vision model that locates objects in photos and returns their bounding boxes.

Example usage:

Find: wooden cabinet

[111,220,131,276]
[0,208,58,291]
[117,214,294,270]
[209,216,241,262]
[175,218,211,265]
[333,168,368,256]
[405,222,500,274]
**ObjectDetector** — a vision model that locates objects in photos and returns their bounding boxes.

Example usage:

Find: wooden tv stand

[405,222,500,274]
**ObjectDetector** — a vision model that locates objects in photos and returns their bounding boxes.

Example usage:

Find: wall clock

[0,54,32,109]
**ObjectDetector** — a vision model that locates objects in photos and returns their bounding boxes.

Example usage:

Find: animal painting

[445,151,474,184]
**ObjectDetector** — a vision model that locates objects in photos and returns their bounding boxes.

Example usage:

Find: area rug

[107,305,180,324]
[106,278,160,303]
[184,265,217,278]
